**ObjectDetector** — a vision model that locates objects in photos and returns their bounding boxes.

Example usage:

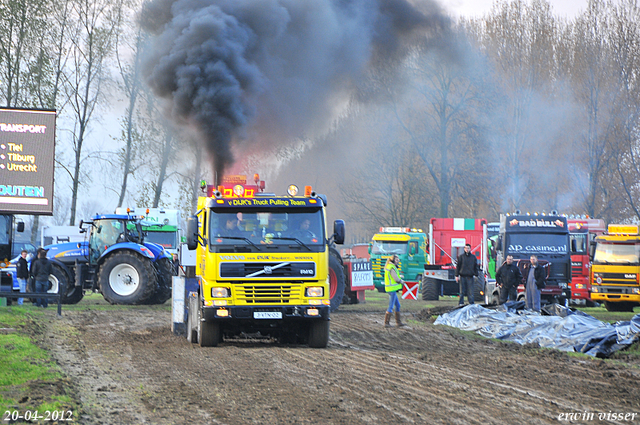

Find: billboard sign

[0,108,56,215]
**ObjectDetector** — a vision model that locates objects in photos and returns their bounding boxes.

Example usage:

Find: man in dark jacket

[523,255,546,311]
[30,248,52,308]
[15,250,29,306]
[455,243,479,305]
[496,255,523,304]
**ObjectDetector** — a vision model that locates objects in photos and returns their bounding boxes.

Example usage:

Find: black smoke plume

[141,0,450,180]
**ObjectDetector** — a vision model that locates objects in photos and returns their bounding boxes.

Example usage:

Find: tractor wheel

[421,277,439,301]
[145,258,174,305]
[53,266,84,305]
[473,275,485,304]
[328,254,345,312]
[308,320,330,348]
[99,252,156,305]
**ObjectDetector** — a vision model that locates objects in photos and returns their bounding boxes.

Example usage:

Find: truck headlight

[592,287,599,293]
[633,288,640,294]
[305,287,323,297]
[211,287,230,298]
[574,284,585,289]
[558,282,567,289]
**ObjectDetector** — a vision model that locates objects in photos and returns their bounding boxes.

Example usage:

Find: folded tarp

[433,303,640,358]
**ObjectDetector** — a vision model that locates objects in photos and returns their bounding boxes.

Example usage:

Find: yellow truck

[184,179,345,347]
[590,224,640,312]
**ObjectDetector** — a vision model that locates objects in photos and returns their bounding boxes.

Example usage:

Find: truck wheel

[328,254,345,312]
[473,275,484,304]
[145,258,173,305]
[604,301,635,312]
[99,252,156,305]
[198,307,220,347]
[308,320,329,348]
[421,277,439,301]
[492,291,500,306]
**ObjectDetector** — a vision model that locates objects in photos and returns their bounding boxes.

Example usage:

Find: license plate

[253,311,282,319]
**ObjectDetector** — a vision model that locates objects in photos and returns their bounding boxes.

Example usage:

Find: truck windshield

[570,233,587,255]
[593,243,640,264]
[145,231,176,249]
[506,234,568,255]
[371,241,407,255]
[209,208,325,252]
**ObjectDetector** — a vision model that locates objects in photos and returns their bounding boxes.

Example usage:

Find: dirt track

[39,307,640,424]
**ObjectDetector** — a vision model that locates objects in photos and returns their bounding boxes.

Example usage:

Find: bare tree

[64,0,123,225]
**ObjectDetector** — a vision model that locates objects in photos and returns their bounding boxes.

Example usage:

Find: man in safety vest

[384,254,407,327]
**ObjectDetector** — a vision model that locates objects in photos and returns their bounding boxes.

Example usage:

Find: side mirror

[571,239,577,253]
[79,220,84,229]
[589,243,596,262]
[16,222,25,232]
[332,219,345,245]
[368,242,372,255]
[186,216,199,250]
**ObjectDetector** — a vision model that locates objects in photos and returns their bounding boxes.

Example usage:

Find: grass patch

[0,308,79,415]
[573,305,639,323]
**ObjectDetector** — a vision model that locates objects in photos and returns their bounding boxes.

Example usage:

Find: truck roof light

[233,185,245,197]
[304,185,313,197]
[146,208,150,214]
[288,185,299,196]
[254,173,260,183]
[214,190,222,199]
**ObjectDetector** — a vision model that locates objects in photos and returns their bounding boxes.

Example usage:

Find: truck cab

[568,218,605,306]
[185,178,345,347]
[495,213,571,305]
[369,227,427,293]
[591,224,640,312]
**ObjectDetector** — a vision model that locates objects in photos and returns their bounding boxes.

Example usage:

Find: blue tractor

[46,213,174,305]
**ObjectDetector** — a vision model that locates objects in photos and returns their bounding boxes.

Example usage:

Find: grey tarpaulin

[433,304,640,358]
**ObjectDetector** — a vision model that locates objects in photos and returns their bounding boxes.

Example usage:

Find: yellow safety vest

[384,263,402,293]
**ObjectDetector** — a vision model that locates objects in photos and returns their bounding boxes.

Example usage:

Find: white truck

[41,225,86,247]
[115,208,181,255]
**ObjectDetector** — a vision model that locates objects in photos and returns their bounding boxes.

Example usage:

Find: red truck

[568,218,606,306]
[422,218,488,301]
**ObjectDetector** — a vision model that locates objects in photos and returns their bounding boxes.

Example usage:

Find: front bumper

[202,305,330,322]
[591,286,640,303]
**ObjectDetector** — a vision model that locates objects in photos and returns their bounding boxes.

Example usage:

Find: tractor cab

[84,215,144,263]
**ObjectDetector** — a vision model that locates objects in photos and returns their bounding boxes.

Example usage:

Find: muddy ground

[20,305,640,424]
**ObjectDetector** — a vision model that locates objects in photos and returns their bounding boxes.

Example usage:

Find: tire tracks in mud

[42,308,640,424]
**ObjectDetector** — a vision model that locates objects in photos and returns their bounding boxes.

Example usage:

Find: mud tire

[198,306,220,347]
[145,258,173,305]
[328,253,345,312]
[308,320,330,348]
[99,252,156,305]
[473,275,485,304]
[422,277,439,301]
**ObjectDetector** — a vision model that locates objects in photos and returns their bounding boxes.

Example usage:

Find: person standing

[495,255,523,304]
[383,255,406,327]
[523,255,546,311]
[30,248,52,308]
[15,250,29,306]
[455,243,479,305]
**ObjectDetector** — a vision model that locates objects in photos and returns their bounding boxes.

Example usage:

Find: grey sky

[446,0,588,19]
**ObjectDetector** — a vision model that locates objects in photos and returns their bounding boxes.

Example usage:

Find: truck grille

[236,284,302,304]
[220,262,315,278]
[571,262,582,275]
[599,272,637,285]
